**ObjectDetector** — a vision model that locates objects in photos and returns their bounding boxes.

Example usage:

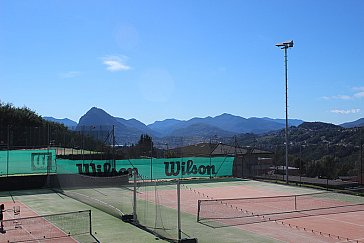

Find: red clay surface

[0,201,77,243]
[138,183,364,243]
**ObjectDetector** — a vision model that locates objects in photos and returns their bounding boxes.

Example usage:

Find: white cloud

[102,56,131,72]
[336,95,353,100]
[323,86,364,100]
[352,86,364,98]
[321,95,352,100]
[330,109,360,114]
[60,71,80,78]
[353,86,364,91]
[354,91,364,98]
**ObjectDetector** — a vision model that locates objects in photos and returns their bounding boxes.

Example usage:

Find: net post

[89,210,92,235]
[177,179,181,241]
[133,168,137,223]
[294,195,297,210]
[89,210,100,243]
[197,200,201,222]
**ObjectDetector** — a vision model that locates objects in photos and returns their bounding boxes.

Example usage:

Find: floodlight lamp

[275,40,294,48]
[285,40,294,47]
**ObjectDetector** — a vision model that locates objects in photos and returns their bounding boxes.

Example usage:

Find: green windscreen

[56,157,234,179]
[0,149,56,176]
[0,149,234,179]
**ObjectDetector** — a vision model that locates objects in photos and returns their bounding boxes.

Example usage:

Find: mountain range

[44,107,364,145]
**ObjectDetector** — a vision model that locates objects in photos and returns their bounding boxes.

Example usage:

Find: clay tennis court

[137,179,364,242]
[0,189,160,243]
[0,201,80,242]
[1,177,363,242]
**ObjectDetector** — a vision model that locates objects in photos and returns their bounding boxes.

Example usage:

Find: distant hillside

[233,121,363,179]
[187,114,286,134]
[234,121,362,149]
[340,118,364,128]
[298,122,342,131]
[148,119,185,137]
[43,117,77,129]
[77,107,158,145]
[115,117,158,136]
[262,117,304,127]
[169,123,235,137]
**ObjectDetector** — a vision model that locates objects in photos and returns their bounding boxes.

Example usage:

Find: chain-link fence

[0,124,362,188]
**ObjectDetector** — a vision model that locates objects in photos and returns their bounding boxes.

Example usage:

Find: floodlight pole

[284,46,289,184]
[276,40,294,184]
[360,134,363,185]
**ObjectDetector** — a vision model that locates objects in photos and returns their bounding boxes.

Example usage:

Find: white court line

[19,225,42,243]
[69,191,124,215]
[313,213,364,227]
[3,204,41,243]
[337,236,364,243]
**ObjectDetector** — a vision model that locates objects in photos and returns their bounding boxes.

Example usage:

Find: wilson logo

[164,160,215,176]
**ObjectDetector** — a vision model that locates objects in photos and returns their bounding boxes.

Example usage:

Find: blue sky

[1,0,363,125]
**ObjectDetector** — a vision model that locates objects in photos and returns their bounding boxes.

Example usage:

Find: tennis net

[1,210,96,242]
[50,165,133,219]
[133,174,180,241]
[197,191,364,226]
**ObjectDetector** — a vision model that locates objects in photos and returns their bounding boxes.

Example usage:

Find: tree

[137,134,153,156]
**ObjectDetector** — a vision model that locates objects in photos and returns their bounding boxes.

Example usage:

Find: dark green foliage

[0,102,104,152]
[120,134,157,159]
[137,134,153,153]
[0,102,43,127]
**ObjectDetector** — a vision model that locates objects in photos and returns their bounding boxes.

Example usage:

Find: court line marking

[313,213,364,227]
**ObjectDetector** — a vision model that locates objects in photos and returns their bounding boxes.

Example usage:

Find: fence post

[7,125,10,177]
[133,169,137,223]
[177,180,181,241]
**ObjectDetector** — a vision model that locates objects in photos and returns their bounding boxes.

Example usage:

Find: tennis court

[136,179,364,242]
[0,201,90,242]
[0,189,161,243]
[1,178,363,242]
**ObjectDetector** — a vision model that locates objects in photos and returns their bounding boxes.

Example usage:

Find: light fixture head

[275,40,294,48]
